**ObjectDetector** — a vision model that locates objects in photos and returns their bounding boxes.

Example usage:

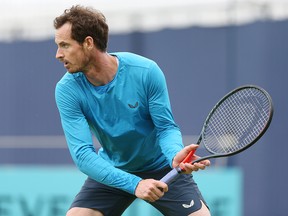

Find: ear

[83,36,94,50]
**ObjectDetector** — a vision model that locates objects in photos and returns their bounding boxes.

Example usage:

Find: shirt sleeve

[55,81,142,194]
[146,62,184,167]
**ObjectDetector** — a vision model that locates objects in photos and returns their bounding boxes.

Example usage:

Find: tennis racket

[160,85,273,184]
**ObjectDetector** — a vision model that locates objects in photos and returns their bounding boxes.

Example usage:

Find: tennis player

[54,5,211,216]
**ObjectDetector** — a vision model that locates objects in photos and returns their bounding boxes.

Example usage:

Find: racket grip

[182,149,196,164]
[160,166,182,185]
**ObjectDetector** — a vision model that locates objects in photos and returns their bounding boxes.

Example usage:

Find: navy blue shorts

[70,166,208,216]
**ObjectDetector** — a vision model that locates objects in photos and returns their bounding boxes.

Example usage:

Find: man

[54,5,211,216]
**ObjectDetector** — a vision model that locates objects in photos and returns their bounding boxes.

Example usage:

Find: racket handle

[160,149,197,185]
[160,166,182,184]
[182,149,196,164]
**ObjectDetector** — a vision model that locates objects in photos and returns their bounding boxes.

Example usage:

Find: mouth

[62,60,69,68]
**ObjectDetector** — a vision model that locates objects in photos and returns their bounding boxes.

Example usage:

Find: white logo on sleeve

[182,200,195,208]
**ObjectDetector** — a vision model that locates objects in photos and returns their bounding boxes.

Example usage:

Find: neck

[85,52,118,86]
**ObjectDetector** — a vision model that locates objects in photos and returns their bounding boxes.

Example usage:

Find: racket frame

[160,85,274,184]
[193,85,274,163]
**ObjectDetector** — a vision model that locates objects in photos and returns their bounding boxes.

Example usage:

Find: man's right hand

[135,179,168,202]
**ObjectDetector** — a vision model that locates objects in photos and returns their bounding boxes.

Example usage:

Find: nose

[55,48,64,59]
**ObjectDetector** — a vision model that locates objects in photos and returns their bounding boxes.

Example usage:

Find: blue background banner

[0,167,242,216]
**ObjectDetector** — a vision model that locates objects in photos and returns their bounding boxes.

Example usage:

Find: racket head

[200,85,273,157]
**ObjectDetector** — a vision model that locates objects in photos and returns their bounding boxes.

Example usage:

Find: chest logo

[128,102,139,108]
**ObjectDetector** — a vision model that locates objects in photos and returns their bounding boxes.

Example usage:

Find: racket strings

[203,88,271,154]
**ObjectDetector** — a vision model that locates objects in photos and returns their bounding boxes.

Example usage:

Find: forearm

[158,127,184,167]
[74,148,142,194]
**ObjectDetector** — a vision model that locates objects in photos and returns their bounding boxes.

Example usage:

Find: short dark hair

[54,5,109,52]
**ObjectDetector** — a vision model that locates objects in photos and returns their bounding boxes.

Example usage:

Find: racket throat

[182,149,196,164]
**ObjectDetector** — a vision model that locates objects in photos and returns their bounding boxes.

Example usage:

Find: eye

[58,42,69,49]
[61,43,69,49]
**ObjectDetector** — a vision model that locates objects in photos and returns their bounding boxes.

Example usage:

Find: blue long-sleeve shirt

[55,52,184,194]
